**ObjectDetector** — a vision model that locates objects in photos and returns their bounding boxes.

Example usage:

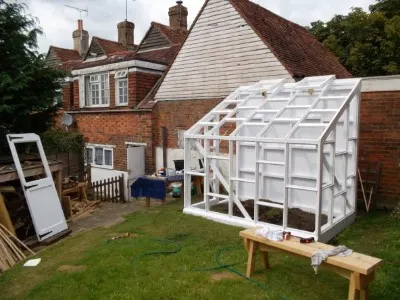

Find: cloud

[23,0,374,54]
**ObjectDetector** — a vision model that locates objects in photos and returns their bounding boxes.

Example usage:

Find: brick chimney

[73,19,89,57]
[169,1,188,30]
[118,20,135,47]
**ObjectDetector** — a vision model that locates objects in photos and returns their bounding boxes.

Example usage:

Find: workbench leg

[246,240,257,278]
[348,273,358,300]
[359,272,374,300]
[261,251,271,269]
[243,238,249,252]
[359,288,368,300]
[54,170,62,200]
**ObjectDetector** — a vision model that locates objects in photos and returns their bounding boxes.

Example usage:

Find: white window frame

[115,69,128,106]
[54,88,62,106]
[86,144,114,169]
[85,73,110,108]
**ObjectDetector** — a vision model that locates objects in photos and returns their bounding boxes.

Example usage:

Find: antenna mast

[64,5,88,19]
[125,0,136,21]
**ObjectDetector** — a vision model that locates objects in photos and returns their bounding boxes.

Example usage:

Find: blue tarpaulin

[131,177,166,201]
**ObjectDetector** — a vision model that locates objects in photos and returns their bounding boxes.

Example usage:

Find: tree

[308,0,400,77]
[0,1,65,153]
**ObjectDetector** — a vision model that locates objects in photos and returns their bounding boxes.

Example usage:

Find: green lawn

[1,200,399,300]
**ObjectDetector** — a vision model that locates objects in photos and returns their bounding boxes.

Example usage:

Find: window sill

[116,103,129,107]
[83,105,110,108]
[89,164,114,170]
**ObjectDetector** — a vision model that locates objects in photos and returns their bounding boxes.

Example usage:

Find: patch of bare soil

[210,272,238,282]
[214,200,327,232]
[58,265,86,273]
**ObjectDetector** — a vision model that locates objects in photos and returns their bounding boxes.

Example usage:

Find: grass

[0,200,399,300]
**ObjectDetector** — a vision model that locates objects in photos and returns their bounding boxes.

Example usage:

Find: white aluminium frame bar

[184,76,361,242]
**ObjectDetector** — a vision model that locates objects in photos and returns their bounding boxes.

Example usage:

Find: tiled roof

[230,0,351,78]
[92,37,138,55]
[135,45,182,65]
[73,45,181,70]
[152,22,188,45]
[51,46,81,62]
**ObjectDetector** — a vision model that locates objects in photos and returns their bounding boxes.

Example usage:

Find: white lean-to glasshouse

[183,75,362,242]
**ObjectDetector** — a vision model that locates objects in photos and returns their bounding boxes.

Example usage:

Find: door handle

[25,184,38,190]
[39,231,53,239]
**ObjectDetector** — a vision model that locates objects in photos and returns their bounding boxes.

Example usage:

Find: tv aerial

[64,4,88,19]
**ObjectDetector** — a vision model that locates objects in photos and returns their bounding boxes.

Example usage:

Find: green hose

[132,238,182,264]
[131,237,288,299]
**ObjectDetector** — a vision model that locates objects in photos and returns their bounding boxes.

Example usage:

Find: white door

[127,145,145,180]
[7,134,68,241]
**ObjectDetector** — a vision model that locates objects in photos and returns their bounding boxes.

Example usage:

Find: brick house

[48,0,399,205]
[46,2,189,194]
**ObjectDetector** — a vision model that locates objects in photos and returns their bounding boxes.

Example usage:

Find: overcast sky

[21,0,375,54]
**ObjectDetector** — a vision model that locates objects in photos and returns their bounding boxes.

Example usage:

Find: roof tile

[230,0,351,78]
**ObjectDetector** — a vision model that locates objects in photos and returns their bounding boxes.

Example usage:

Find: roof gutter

[71,59,167,76]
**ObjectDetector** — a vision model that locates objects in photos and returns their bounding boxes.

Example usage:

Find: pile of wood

[0,223,35,273]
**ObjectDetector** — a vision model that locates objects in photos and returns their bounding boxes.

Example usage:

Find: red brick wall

[129,72,161,108]
[62,82,73,111]
[72,111,155,173]
[359,91,400,204]
[153,99,222,148]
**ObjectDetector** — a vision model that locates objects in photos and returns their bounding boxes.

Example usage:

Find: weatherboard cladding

[46,49,61,68]
[154,0,292,101]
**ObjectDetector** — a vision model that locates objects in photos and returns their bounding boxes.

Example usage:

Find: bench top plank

[240,228,382,275]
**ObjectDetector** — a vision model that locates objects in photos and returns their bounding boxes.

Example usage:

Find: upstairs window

[115,70,128,106]
[85,73,109,107]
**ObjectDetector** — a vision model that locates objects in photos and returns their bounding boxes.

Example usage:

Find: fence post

[120,174,125,203]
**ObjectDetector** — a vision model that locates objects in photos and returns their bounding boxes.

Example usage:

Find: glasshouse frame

[183,75,362,242]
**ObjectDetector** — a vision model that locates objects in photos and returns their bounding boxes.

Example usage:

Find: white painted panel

[155,0,291,101]
[7,134,68,241]
[361,75,400,92]
[127,146,145,181]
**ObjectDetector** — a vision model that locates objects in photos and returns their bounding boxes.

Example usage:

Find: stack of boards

[0,223,35,272]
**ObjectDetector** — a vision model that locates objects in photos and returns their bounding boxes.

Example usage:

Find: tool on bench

[282,231,291,240]
[300,237,315,244]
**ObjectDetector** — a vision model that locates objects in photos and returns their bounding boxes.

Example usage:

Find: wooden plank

[240,228,382,275]
[0,193,15,235]
[119,174,125,203]
[246,240,256,278]
[61,196,72,220]
[107,178,111,201]
[0,161,62,184]
[0,223,35,256]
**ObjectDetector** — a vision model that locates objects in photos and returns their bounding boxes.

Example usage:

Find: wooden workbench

[240,228,383,300]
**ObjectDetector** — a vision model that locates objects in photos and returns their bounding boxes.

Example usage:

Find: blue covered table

[131,175,184,206]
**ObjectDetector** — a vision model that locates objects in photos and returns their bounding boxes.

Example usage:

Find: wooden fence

[89,174,125,203]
